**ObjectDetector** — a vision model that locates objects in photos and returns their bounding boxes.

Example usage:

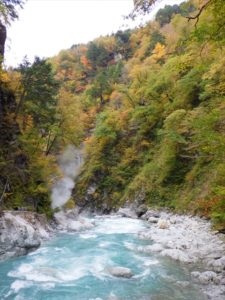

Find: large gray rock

[191,271,220,285]
[148,216,159,223]
[0,211,51,261]
[107,266,133,278]
[117,208,137,219]
[135,204,148,217]
[141,209,160,220]
[207,256,225,272]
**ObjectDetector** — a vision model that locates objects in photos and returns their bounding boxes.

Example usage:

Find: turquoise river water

[0,216,206,300]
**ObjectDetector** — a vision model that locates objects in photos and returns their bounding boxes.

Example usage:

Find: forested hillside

[0,0,225,228]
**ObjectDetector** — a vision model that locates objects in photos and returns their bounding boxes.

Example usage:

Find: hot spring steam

[51,145,83,209]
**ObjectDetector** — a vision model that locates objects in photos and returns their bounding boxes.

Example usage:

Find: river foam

[0,214,219,300]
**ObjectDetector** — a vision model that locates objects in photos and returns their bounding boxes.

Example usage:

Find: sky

[5,0,184,67]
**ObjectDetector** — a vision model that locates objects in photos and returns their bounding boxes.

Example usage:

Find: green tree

[115,30,132,59]
[155,4,181,27]
[86,63,122,105]
[146,31,165,55]
[16,57,59,130]
[86,42,113,69]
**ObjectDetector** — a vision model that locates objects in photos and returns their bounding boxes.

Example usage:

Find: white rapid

[51,145,83,209]
[0,215,208,300]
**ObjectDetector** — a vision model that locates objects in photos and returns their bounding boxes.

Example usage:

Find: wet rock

[135,204,147,218]
[108,266,133,278]
[101,203,112,214]
[148,217,159,223]
[191,271,220,285]
[117,208,137,219]
[141,209,160,220]
[0,211,51,261]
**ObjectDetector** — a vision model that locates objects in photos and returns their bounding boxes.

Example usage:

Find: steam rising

[51,145,83,209]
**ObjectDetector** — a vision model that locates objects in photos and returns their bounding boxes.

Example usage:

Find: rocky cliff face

[0,208,96,261]
[0,211,51,261]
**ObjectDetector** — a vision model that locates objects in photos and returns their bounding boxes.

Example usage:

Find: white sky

[5,0,184,67]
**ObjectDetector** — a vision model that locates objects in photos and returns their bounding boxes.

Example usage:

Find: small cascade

[51,145,83,209]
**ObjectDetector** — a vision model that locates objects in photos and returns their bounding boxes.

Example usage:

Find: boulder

[0,211,50,260]
[117,208,137,219]
[191,271,220,285]
[141,209,160,220]
[158,219,170,229]
[107,266,133,278]
[135,204,148,218]
[148,217,159,223]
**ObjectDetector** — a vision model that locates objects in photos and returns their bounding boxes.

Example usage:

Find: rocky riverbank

[118,206,225,300]
[0,209,95,261]
[1,207,225,299]
[0,211,52,261]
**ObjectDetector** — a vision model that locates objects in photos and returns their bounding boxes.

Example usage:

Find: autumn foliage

[1,0,225,227]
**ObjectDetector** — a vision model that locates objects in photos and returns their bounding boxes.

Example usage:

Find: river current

[0,216,206,300]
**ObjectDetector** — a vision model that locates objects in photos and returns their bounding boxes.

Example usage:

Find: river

[0,215,206,300]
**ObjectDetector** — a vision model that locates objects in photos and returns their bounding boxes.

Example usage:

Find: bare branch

[185,0,213,27]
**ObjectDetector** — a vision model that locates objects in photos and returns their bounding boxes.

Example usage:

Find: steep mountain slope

[1,0,224,229]
[50,0,225,227]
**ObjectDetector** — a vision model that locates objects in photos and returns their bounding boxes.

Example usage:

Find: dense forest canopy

[0,0,225,228]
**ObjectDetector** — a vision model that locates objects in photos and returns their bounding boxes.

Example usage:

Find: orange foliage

[84,136,94,145]
[195,197,222,216]
[80,55,91,69]
[151,43,166,61]
[119,109,130,123]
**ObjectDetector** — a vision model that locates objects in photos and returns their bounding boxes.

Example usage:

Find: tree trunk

[0,21,6,60]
